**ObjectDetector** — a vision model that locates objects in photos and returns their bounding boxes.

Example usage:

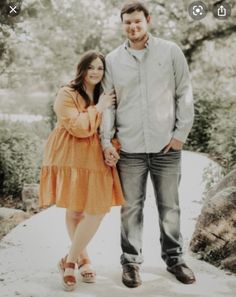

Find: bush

[185,93,219,153]
[46,100,57,130]
[208,102,236,170]
[0,120,49,197]
[185,92,236,172]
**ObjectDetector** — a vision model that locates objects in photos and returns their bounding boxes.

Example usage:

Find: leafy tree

[0,0,235,199]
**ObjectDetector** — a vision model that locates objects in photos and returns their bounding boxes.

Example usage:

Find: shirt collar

[124,33,153,50]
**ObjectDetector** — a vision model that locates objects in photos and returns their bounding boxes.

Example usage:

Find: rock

[204,169,236,201]
[0,184,41,240]
[21,183,39,213]
[0,207,25,220]
[222,255,236,273]
[0,208,30,240]
[190,169,236,273]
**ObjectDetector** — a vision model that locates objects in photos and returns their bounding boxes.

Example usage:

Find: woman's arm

[54,87,101,138]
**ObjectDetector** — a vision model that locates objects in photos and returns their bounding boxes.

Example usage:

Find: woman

[39,51,125,291]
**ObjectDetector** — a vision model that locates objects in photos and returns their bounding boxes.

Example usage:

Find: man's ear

[147,15,151,24]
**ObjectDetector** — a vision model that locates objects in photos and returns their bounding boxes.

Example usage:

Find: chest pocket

[153,58,172,78]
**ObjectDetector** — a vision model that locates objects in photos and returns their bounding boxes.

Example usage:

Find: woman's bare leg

[65,210,88,259]
[64,212,105,277]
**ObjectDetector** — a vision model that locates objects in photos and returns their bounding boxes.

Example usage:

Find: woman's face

[84,57,104,87]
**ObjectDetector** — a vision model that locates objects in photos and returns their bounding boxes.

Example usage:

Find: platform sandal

[78,258,96,283]
[58,257,77,291]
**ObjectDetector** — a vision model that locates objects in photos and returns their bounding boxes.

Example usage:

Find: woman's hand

[104,146,120,167]
[96,90,116,112]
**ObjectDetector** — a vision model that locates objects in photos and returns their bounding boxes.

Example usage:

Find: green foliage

[186,93,236,171]
[186,93,219,152]
[0,89,53,115]
[0,120,49,197]
[46,100,57,130]
[0,0,235,195]
[208,102,236,170]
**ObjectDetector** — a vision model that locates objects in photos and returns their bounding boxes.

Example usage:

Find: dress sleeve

[53,87,102,138]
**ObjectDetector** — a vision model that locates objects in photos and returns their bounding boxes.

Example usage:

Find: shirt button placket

[140,60,149,153]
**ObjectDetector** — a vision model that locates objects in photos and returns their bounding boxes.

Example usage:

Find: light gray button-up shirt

[100,34,194,153]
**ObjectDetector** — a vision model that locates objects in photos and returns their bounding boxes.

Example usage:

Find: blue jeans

[117,149,184,267]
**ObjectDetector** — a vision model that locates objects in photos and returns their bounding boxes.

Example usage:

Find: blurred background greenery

[0,0,235,198]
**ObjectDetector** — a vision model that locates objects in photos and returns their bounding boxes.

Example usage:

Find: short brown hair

[120,1,150,21]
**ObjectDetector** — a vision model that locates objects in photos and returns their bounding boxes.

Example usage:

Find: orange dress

[39,86,125,214]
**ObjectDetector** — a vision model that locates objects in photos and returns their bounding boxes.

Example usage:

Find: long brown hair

[70,50,105,107]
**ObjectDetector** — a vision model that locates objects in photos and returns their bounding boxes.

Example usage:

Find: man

[100,1,195,287]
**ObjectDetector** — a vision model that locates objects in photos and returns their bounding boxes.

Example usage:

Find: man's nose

[130,23,136,30]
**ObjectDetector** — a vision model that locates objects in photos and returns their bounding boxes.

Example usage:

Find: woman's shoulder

[58,84,76,95]
[60,85,86,105]
[56,84,80,102]
[55,84,86,110]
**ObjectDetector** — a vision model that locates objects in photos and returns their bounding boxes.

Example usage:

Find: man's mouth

[130,30,139,35]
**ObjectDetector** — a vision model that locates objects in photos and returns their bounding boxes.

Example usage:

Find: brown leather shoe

[122,264,142,288]
[167,263,196,284]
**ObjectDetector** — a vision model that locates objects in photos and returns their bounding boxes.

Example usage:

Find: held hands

[104,146,120,167]
[163,138,184,154]
[96,90,116,113]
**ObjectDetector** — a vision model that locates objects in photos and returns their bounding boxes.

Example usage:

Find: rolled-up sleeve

[54,87,101,138]
[100,55,116,150]
[171,44,194,142]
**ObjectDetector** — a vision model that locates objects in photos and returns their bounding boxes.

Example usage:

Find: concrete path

[0,151,235,297]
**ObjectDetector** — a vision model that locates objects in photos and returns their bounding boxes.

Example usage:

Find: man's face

[122,10,150,43]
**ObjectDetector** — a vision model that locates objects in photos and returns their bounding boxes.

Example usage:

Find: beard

[128,31,148,43]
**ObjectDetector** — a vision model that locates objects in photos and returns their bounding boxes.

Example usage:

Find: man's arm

[100,55,116,150]
[100,55,119,165]
[171,43,194,143]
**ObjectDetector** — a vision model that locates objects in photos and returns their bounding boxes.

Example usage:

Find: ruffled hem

[39,166,125,214]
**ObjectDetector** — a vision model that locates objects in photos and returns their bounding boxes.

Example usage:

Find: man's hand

[104,146,120,167]
[163,138,184,154]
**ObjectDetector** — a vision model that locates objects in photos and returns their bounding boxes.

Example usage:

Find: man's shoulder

[152,36,184,59]
[153,36,179,50]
